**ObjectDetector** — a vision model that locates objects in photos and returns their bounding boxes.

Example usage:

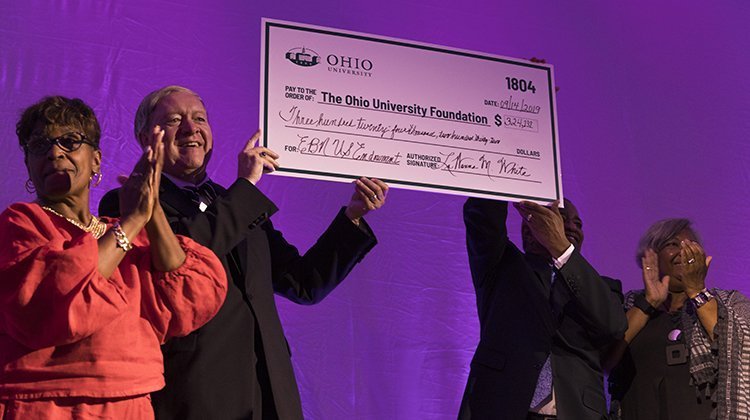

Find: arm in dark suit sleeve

[267,208,377,304]
[172,179,277,256]
[554,251,628,340]
[463,197,514,288]
[100,178,278,258]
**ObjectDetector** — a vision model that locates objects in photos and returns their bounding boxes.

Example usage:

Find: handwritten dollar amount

[494,114,537,131]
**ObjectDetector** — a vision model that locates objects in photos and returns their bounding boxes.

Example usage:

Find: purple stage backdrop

[1,1,748,418]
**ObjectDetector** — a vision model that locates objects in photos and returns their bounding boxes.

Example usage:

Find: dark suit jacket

[458,198,627,420]
[100,177,377,420]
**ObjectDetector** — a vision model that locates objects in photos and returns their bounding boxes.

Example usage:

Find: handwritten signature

[438,152,531,179]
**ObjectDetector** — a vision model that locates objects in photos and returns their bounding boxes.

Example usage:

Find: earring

[90,172,103,187]
[25,178,36,193]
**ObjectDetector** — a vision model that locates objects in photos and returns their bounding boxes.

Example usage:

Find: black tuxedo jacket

[458,198,627,420]
[100,177,376,420]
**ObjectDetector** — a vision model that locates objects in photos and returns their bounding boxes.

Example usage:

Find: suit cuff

[227,178,279,227]
[335,207,375,239]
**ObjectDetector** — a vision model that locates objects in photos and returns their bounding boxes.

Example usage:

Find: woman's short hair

[635,218,701,267]
[133,85,204,138]
[16,96,101,151]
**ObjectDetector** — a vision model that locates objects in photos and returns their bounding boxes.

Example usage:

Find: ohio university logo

[284,46,374,77]
[285,47,320,67]
[325,53,374,78]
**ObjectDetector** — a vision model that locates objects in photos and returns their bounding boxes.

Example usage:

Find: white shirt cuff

[553,244,575,269]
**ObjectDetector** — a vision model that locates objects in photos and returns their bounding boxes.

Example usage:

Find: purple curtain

[1,1,748,418]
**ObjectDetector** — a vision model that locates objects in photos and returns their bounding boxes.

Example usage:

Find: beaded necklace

[42,205,107,239]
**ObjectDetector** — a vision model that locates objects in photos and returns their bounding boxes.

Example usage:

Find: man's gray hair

[133,85,204,138]
[635,218,701,267]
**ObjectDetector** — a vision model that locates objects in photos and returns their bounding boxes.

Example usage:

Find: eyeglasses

[24,132,96,156]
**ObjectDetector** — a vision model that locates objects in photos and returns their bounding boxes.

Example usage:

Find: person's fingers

[144,147,156,178]
[356,189,376,210]
[258,147,280,160]
[706,255,713,268]
[548,200,561,217]
[680,243,689,267]
[144,145,154,165]
[143,131,153,151]
[130,145,149,177]
[153,126,164,155]
[689,241,706,261]
[642,256,651,273]
[355,178,376,198]
[150,125,161,150]
[644,249,658,267]
[690,243,706,270]
[370,178,389,199]
[241,131,279,162]
[520,201,555,219]
[355,179,384,207]
[513,202,534,222]
[358,177,384,200]
[642,251,659,283]
[519,200,543,213]
[125,170,148,182]
[147,130,162,172]
[350,187,372,208]
[243,130,262,152]
[132,139,157,196]
[152,134,164,195]
[681,241,697,267]
[261,155,280,172]
[641,256,650,277]
[154,137,165,172]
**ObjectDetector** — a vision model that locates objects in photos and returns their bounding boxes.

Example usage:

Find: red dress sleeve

[0,203,129,350]
[130,234,228,343]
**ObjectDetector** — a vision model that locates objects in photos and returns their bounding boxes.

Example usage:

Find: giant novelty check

[260,19,562,203]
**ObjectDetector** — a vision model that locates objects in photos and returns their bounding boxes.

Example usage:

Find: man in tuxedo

[458,197,627,420]
[100,85,388,419]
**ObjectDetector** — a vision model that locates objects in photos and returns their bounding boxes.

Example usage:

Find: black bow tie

[183,182,218,207]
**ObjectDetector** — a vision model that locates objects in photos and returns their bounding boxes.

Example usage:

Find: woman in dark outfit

[606,218,750,420]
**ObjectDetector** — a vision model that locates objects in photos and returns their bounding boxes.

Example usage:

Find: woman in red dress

[0,96,227,419]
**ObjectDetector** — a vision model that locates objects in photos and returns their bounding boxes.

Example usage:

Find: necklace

[42,205,107,239]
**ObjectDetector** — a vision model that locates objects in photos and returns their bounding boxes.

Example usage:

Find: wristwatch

[690,288,714,309]
[633,294,657,317]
